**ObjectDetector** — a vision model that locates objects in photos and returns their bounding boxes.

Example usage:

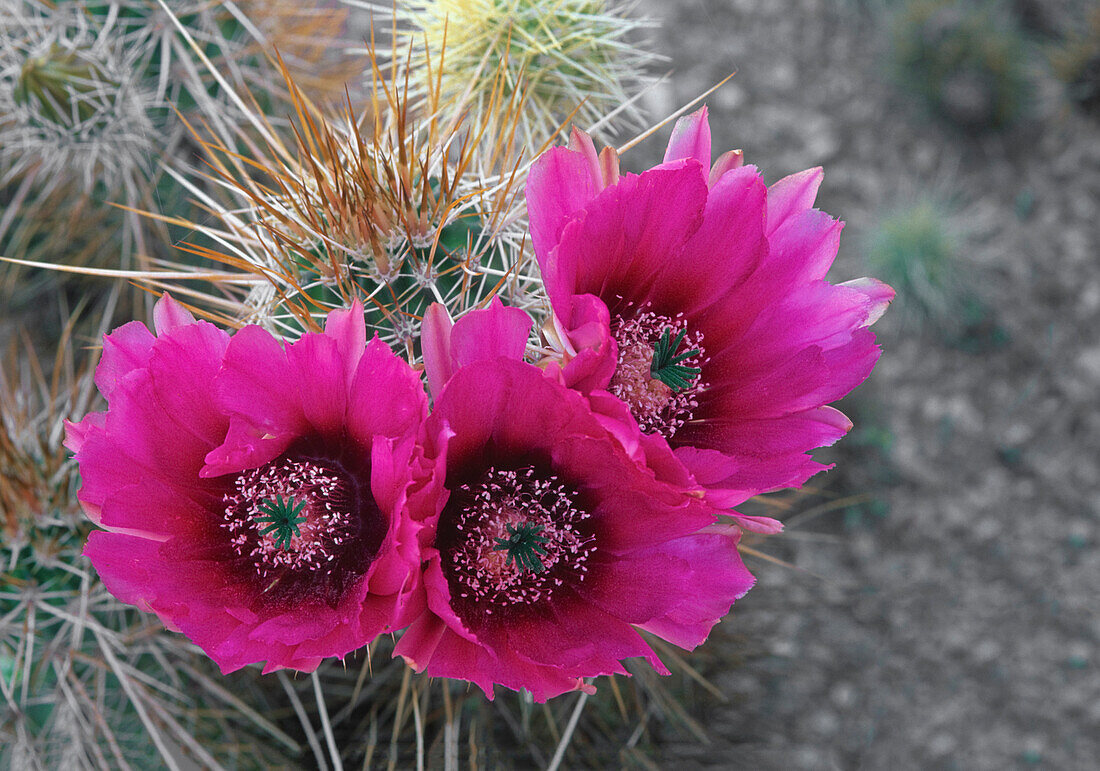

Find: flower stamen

[222,457,357,577]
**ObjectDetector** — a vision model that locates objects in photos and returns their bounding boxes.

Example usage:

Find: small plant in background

[1049,6,1100,115]
[862,194,1008,352]
[888,0,1032,131]
[390,0,661,148]
[864,195,959,320]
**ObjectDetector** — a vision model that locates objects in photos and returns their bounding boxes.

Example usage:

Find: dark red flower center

[222,457,359,579]
[608,308,706,437]
[441,466,595,612]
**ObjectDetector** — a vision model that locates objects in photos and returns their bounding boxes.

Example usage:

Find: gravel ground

[635,1,1100,768]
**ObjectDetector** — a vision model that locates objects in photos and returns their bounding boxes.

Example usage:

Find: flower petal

[323,300,367,390]
[449,298,532,377]
[215,325,305,438]
[636,533,755,649]
[663,106,711,168]
[544,164,708,319]
[346,337,428,443]
[95,321,155,400]
[152,293,197,336]
[766,166,823,235]
[526,145,600,259]
[648,164,767,317]
[421,303,455,401]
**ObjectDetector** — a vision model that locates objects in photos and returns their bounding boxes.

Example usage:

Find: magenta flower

[526,107,894,513]
[65,295,436,673]
[396,307,754,700]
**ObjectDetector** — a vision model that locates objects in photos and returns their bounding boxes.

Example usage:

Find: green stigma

[493,522,549,573]
[651,327,702,392]
[253,494,307,551]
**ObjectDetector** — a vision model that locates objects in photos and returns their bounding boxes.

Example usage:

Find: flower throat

[445,466,595,610]
[222,457,357,579]
[608,308,706,437]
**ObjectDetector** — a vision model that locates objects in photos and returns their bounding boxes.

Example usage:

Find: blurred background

[630,0,1100,767]
[3,0,1099,768]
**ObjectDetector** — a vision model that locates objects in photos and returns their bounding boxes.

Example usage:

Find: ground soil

[633,1,1100,768]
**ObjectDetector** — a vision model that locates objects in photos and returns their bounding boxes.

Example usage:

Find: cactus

[394,0,661,148]
[154,44,539,359]
[0,323,294,768]
[0,0,351,326]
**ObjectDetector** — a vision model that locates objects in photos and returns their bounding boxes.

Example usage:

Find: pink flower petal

[636,533,755,649]
[569,126,603,189]
[451,297,531,367]
[95,321,155,399]
[557,294,618,392]
[323,300,367,390]
[285,332,347,435]
[526,145,600,259]
[215,325,305,438]
[544,164,708,318]
[346,337,429,444]
[663,106,711,168]
[647,164,767,317]
[766,167,823,235]
[842,277,896,325]
[709,149,744,186]
[421,303,454,400]
[152,293,197,336]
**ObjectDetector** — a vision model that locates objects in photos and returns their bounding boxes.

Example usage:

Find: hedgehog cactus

[162,47,537,358]
[0,329,295,768]
[0,0,351,322]
[0,4,158,196]
[396,0,660,147]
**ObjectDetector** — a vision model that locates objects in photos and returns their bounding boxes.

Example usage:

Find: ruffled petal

[323,300,367,390]
[637,532,755,649]
[842,277,896,325]
[556,294,618,392]
[450,297,532,370]
[95,321,155,400]
[346,337,428,444]
[648,164,767,317]
[545,163,708,321]
[421,303,455,401]
[709,149,744,186]
[215,325,306,438]
[285,332,347,435]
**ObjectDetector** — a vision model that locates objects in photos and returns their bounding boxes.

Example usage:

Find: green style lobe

[651,327,702,392]
[494,522,549,573]
[253,495,307,551]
